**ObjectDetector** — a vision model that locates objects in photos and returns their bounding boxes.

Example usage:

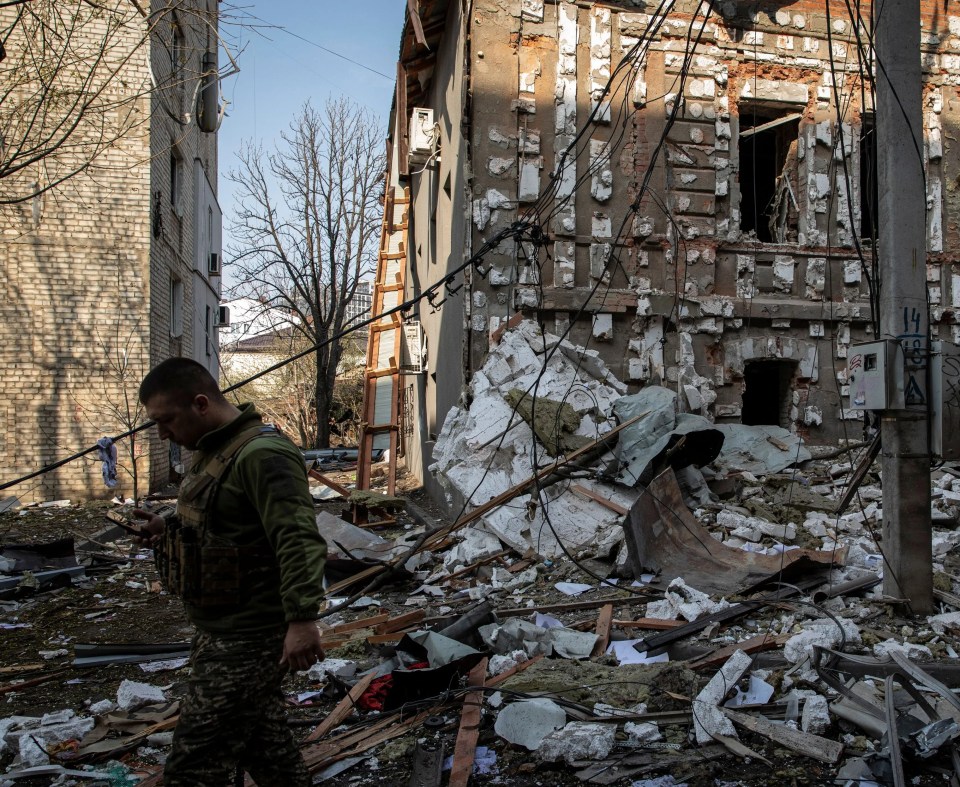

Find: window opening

[169,150,180,209]
[859,116,878,242]
[739,109,801,243]
[741,359,797,427]
[170,278,183,337]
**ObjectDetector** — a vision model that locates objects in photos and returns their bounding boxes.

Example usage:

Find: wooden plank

[374,609,425,634]
[365,633,406,645]
[326,614,390,634]
[0,670,68,696]
[305,670,377,742]
[307,469,350,497]
[723,708,844,764]
[497,594,651,618]
[612,618,685,630]
[688,633,791,671]
[590,604,614,658]
[571,484,629,516]
[449,658,488,787]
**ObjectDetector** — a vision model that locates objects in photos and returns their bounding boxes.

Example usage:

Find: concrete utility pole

[875,0,933,614]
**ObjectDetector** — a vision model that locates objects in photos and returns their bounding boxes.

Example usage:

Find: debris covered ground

[3,322,960,786]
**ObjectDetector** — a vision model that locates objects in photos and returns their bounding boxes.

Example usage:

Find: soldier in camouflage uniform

[133,358,326,786]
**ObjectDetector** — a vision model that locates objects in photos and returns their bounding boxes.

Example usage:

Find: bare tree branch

[227,98,384,448]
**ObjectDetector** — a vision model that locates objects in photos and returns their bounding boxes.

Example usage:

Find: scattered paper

[606,640,670,665]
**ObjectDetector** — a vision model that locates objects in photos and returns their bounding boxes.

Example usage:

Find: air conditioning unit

[207,252,221,276]
[401,321,425,373]
[215,305,230,327]
[408,108,435,164]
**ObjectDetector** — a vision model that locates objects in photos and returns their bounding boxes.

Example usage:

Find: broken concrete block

[116,680,166,711]
[624,720,663,744]
[18,733,49,768]
[443,528,505,571]
[494,698,566,751]
[306,659,357,682]
[538,721,616,763]
[647,577,730,622]
[784,617,862,664]
[801,694,831,735]
[873,640,933,660]
[693,650,753,744]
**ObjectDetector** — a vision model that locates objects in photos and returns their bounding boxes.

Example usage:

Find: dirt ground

[0,469,957,786]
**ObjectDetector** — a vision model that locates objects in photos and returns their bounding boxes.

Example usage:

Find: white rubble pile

[646,578,730,622]
[431,319,632,558]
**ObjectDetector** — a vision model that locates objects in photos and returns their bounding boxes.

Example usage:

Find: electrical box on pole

[848,341,905,411]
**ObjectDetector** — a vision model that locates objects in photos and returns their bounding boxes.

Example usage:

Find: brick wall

[0,0,219,502]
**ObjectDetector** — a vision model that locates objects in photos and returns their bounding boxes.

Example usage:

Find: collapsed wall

[431,320,634,558]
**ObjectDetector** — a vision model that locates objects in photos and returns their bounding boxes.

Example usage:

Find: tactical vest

[157,423,283,608]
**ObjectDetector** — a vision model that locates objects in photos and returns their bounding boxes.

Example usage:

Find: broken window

[738,109,801,243]
[741,359,797,427]
[859,116,878,242]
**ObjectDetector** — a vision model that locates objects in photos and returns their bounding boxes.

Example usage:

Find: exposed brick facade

[0,1,221,502]
[392,0,960,490]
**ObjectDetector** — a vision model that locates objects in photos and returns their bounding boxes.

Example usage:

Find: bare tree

[228,98,384,448]
[0,0,237,206]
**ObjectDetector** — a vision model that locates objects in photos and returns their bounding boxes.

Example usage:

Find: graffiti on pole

[899,305,927,407]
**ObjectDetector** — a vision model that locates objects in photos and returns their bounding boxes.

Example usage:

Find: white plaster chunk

[521,0,544,22]
[693,650,753,744]
[716,510,797,541]
[554,241,576,289]
[775,9,791,25]
[806,258,826,297]
[803,406,823,427]
[929,177,944,252]
[552,203,576,235]
[592,313,613,340]
[589,138,613,202]
[624,720,662,745]
[472,314,488,332]
[773,256,795,291]
[647,577,730,622]
[784,617,861,663]
[554,133,577,198]
[794,14,806,28]
[473,198,491,231]
[117,679,166,710]
[740,77,807,105]
[488,127,514,148]
[843,259,861,285]
[590,242,611,282]
[519,129,541,154]
[538,722,616,763]
[488,157,516,177]
[592,212,612,238]
[809,321,825,338]
[777,35,794,50]
[495,699,566,751]
[873,640,933,661]
[801,694,830,735]
[518,156,542,202]
[444,528,505,571]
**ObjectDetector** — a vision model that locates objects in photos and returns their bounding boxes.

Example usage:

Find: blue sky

[217,2,405,281]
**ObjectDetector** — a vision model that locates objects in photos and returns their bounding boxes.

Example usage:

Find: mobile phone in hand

[104,510,143,535]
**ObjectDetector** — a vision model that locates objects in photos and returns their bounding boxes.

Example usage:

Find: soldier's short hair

[139,357,224,407]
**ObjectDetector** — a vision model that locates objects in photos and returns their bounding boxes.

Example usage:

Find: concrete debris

[115,679,166,711]
[537,721,616,762]
[646,578,730,622]
[493,698,566,750]
[479,617,597,660]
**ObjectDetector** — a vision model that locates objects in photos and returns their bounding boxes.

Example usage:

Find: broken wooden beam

[305,671,377,742]
[590,604,614,658]
[723,707,844,764]
[448,658,488,787]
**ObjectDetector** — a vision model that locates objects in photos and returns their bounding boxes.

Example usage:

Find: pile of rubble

[2,320,960,784]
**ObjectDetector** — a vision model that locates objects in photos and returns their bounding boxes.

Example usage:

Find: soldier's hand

[280,620,325,672]
[131,509,165,546]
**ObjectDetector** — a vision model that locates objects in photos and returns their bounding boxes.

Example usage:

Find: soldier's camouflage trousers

[163,627,309,787]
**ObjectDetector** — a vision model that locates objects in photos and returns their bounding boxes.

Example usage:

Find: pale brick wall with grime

[0,0,220,502]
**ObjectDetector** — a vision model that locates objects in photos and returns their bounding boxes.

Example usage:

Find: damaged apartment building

[368,0,957,494]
